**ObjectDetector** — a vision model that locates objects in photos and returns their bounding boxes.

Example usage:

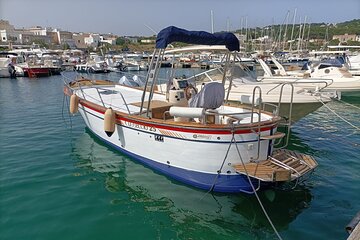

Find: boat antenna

[144,24,174,48]
[144,24,158,35]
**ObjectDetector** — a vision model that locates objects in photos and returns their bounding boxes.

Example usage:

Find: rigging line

[334,98,360,110]
[318,99,360,131]
[61,93,69,128]
[305,119,360,146]
[233,127,283,240]
[200,132,235,201]
[65,93,73,130]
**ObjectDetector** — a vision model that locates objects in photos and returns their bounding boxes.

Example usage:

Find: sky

[0,0,359,36]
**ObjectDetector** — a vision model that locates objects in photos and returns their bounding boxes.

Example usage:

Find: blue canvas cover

[156,26,240,51]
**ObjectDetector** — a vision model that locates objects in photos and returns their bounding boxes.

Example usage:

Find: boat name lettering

[193,134,211,139]
[124,121,156,132]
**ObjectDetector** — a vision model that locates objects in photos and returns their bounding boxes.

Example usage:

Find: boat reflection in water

[71,129,314,236]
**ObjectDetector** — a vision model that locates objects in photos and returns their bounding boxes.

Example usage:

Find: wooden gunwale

[78,97,280,132]
[64,79,281,133]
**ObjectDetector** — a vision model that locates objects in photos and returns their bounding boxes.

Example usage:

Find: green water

[0,73,359,240]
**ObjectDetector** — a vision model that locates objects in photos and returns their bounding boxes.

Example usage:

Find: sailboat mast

[283,10,290,50]
[300,16,308,51]
[210,10,214,34]
[297,16,303,52]
[289,8,297,51]
[306,21,311,50]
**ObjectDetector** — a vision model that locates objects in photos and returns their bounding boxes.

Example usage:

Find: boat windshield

[187,62,256,85]
[317,58,343,69]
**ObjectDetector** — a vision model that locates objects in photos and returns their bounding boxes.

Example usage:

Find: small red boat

[23,66,50,78]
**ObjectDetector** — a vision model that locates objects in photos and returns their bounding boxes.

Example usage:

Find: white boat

[122,61,140,71]
[181,62,331,122]
[0,53,25,77]
[347,54,360,76]
[0,57,16,78]
[258,57,360,97]
[63,26,317,193]
[75,54,109,73]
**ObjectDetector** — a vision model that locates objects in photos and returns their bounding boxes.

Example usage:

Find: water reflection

[70,128,315,237]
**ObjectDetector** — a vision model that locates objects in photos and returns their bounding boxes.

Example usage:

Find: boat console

[168,78,191,107]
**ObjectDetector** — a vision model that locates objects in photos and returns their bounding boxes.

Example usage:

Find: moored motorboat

[0,57,17,78]
[0,52,25,77]
[23,66,50,78]
[259,57,360,98]
[163,57,331,122]
[63,26,317,193]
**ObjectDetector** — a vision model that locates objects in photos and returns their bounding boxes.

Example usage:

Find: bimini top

[156,26,240,52]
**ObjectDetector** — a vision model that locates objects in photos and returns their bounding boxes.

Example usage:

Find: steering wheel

[184,85,198,100]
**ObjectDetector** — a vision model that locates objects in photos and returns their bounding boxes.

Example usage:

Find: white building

[84,34,100,48]
[26,26,47,36]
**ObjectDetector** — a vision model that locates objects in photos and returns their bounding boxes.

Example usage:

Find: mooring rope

[200,134,234,201]
[318,99,360,131]
[232,125,283,240]
[61,93,72,129]
[334,98,360,110]
[61,93,68,127]
[200,125,282,240]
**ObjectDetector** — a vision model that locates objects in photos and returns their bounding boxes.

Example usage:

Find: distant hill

[236,19,360,40]
[309,19,360,39]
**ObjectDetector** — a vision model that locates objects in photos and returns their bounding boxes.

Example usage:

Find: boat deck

[71,81,274,124]
[233,149,318,182]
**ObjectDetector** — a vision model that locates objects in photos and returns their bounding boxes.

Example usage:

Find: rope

[334,98,360,110]
[201,124,283,239]
[61,93,68,128]
[200,135,234,200]
[318,99,360,131]
[232,125,283,240]
[64,93,72,130]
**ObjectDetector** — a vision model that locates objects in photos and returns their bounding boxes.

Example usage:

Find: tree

[62,43,70,50]
[328,39,340,46]
[32,39,49,49]
[347,40,360,46]
[116,37,126,45]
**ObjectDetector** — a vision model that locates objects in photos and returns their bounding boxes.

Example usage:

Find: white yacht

[258,57,360,98]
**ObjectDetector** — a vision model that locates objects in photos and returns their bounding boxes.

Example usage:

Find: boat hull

[77,103,276,193]
[24,67,50,78]
[87,127,261,193]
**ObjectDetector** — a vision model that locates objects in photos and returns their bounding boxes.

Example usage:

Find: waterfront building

[332,33,357,43]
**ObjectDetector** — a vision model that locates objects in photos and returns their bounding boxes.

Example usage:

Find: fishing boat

[63,26,317,193]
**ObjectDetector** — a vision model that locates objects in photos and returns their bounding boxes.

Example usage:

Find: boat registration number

[154,134,164,142]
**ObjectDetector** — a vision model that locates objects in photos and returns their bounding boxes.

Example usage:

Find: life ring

[184,85,198,100]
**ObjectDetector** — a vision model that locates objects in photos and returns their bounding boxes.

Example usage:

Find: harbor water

[0,72,359,239]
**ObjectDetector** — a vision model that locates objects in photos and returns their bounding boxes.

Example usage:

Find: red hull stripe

[80,101,274,135]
